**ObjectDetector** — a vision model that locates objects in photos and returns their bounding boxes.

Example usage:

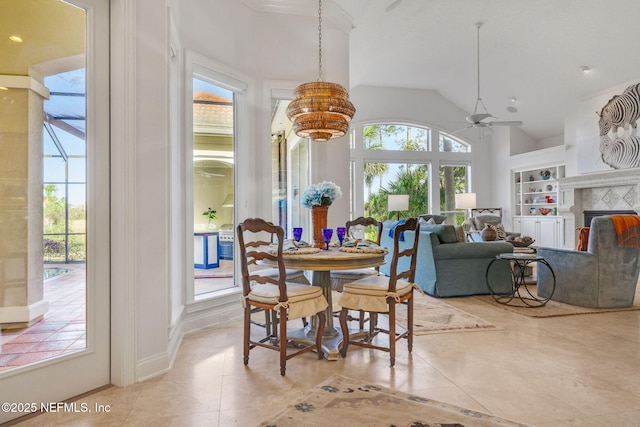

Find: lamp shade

[455,193,476,209]
[388,194,409,212]
[286,82,355,142]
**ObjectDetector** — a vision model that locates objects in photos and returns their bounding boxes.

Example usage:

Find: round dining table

[266,247,387,360]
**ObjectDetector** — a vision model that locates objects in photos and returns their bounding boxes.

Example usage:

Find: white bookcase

[513,165,565,248]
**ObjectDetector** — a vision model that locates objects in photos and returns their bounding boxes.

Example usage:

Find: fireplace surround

[557,168,640,248]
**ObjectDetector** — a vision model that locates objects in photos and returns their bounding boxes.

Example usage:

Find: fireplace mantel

[559,168,640,189]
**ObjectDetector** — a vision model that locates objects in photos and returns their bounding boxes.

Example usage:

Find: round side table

[485,253,556,307]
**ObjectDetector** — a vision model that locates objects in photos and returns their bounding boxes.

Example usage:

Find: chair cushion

[339,275,413,312]
[330,268,378,292]
[248,282,328,319]
[254,268,310,285]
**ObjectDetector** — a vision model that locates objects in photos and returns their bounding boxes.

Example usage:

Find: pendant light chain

[317,0,323,82]
[285,0,355,142]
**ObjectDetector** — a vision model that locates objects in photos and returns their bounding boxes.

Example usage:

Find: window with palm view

[352,123,472,225]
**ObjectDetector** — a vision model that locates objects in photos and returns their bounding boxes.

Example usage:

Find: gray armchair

[537,216,640,308]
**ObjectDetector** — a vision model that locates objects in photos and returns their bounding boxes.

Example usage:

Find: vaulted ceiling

[244,0,640,141]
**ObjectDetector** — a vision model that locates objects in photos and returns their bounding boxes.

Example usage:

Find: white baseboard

[136,352,172,382]
[135,294,242,383]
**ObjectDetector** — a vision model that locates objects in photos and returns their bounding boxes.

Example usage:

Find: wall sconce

[388,194,409,221]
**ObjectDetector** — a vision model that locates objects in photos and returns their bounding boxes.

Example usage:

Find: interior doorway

[192,78,235,299]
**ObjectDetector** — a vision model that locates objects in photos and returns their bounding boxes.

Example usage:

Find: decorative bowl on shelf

[539,207,552,215]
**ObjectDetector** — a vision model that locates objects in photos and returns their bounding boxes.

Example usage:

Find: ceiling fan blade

[486,121,523,127]
[451,125,473,134]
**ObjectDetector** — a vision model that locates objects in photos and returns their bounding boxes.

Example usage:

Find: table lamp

[388,194,409,220]
[455,192,476,231]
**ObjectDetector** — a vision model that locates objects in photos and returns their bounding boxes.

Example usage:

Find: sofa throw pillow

[454,225,466,242]
[576,227,590,251]
[419,215,447,224]
[494,223,507,240]
[420,223,458,243]
[475,214,501,230]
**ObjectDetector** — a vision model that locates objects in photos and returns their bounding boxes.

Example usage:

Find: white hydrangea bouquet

[301,181,342,207]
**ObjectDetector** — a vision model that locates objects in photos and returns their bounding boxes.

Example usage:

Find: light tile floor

[10,285,640,426]
[0,265,86,371]
[0,264,235,371]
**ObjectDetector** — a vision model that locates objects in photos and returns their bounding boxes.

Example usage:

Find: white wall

[119,0,352,382]
[537,135,564,150]
[127,0,640,383]
[131,0,171,378]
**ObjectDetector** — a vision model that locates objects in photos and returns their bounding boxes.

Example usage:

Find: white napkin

[273,239,312,252]
[340,237,383,251]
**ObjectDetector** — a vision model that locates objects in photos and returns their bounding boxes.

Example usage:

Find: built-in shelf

[512,165,566,248]
[513,165,565,217]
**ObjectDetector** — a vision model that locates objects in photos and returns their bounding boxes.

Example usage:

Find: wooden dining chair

[338,217,420,367]
[330,216,384,292]
[250,234,311,336]
[330,217,383,328]
[237,218,328,376]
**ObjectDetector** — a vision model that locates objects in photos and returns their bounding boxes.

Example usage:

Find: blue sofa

[379,220,514,297]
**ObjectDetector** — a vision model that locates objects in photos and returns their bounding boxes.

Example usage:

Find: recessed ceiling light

[579,65,591,73]
[507,106,518,113]
[510,97,517,103]
[9,35,23,43]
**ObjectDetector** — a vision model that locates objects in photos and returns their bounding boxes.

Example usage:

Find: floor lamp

[388,194,409,221]
[455,192,476,232]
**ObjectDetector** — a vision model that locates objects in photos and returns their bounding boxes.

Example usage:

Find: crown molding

[239,0,353,34]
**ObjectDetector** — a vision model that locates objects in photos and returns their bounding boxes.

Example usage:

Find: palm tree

[439,137,469,224]
[363,125,389,196]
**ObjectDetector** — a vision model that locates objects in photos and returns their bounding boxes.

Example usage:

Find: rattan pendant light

[286,0,355,142]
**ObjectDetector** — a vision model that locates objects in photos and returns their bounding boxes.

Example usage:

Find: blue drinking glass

[292,227,303,242]
[321,228,333,250]
[336,227,346,246]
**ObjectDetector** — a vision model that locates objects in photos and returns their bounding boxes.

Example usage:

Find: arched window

[350,123,472,225]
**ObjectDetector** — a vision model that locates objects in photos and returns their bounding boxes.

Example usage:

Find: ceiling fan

[455,22,522,133]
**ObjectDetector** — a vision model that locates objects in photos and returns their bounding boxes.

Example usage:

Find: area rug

[258,374,531,427]
[395,292,500,335]
[332,291,499,335]
[475,285,640,318]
